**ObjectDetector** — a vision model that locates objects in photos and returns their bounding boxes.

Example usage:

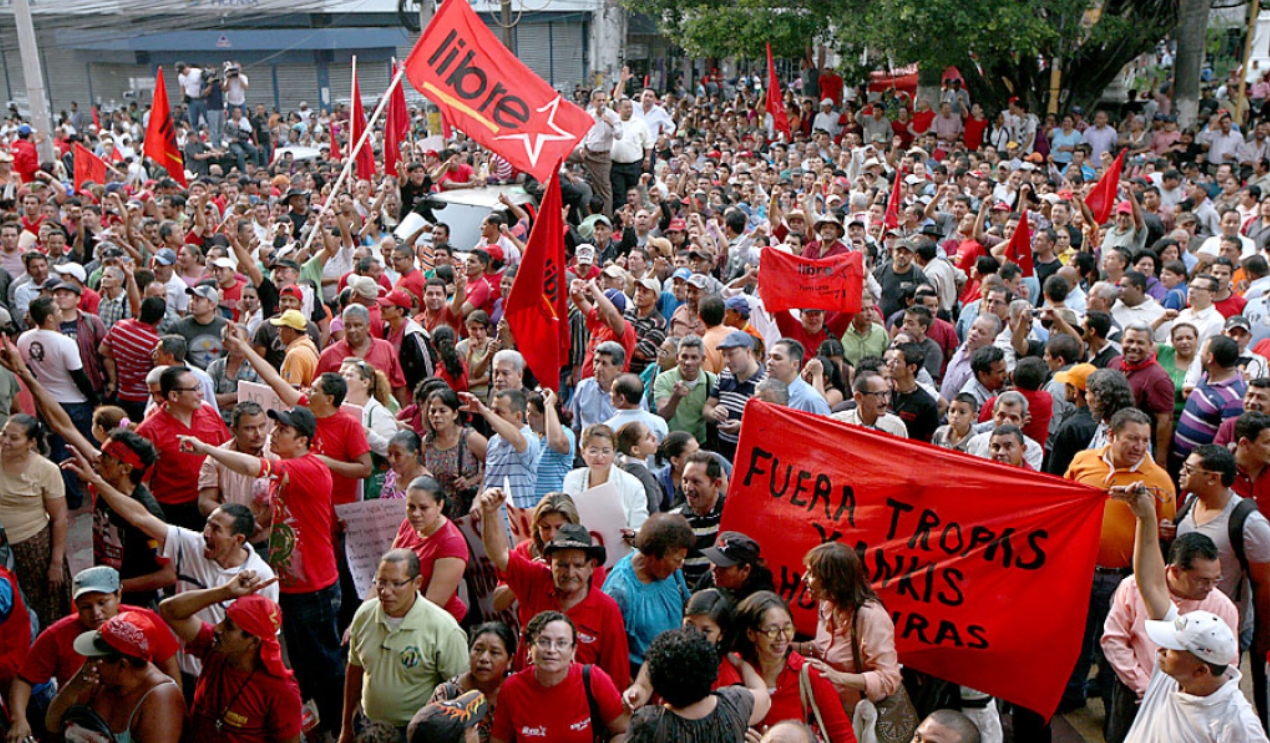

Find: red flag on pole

[765,43,790,140]
[349,63,376,181]
[109,146,124,164]
[73,143,108,192]
[883,168,903,229]
[384,62,409,176]
[91,106,100,131]
[144,68,186,186]
[1003,209,1033,277]
[721,399,1106,716]
[503,164,569,390]
[1083,149,1125,226]
[403,0,593,182]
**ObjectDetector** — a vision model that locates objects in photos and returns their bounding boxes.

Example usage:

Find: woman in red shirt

[963,103,990,152]
[390,475,469,622]
[734,592,857,743]
[432,326,470,393]
[491,611,629,743]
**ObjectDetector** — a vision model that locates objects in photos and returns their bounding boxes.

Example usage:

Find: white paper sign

[573,482,632,569]
[237,381,285,416]
[335,498,407,599]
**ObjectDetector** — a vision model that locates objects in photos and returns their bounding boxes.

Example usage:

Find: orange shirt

[1064,445,1176,568]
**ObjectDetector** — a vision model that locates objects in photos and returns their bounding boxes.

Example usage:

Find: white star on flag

[494,96,578,168]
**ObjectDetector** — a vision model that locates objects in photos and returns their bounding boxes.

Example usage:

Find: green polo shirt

[653,367,716,444]
[347,594,469,726]
[840,322,890,366]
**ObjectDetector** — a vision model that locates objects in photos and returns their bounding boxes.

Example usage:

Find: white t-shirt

[178,68,204,99]
[1197,233,1258,260]
[162,524,278,674]
[1125,604,1268,743]
[17,329,85,403]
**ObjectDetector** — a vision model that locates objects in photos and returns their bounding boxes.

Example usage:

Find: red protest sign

[403,0,593,182]
[720,400,1105,715]
[757,248,864,314]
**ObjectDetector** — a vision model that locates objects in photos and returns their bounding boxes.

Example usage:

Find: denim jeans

[187,98,209,131]
[280,581,345,733]
[48,401,95,509]
[1064,568,1126,704]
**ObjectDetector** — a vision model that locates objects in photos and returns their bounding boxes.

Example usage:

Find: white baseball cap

[1145,610,1237,666]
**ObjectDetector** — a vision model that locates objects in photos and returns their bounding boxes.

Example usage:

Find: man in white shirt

[570,89,622,216]
[634,89,675,141]
[1112,271,1165,329]
[1198,210,1258,259]
[1201,114,1247,175]
[1163,274,1226,345]
[610,98,652,215]
[224,62,249,110]
[812,98,841,138]
[175,62,207,131]
[1114,483,1268,743]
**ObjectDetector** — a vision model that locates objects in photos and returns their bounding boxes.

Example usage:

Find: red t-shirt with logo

[261,453,337,594]
[491,663,624,743]
[18,605,179,686]
[184,622,303,743]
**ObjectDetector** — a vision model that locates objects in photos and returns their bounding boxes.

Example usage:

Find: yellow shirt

[0,455,64,544]
[279,336,318,388]
[1064,445,1176,569]
[347,595,469,726]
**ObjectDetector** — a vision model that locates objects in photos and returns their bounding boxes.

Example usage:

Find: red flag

[765,43,790,140]
[72,143,108,192]
[883,167,903,229]
[92,106,100,131]
[1083,149,1125,226]
[144,68,186,187]
[722,400,1105,716]
[503,165,569,390]
[1003,209,1033,277]
[384,63,409,176]
[440,108,453,140]
[404,0,593,182]
[109,146,124,164]
[349,66,376,181]
[757,249,864,313]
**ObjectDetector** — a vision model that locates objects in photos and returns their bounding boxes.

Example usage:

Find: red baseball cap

[378,288,414,309]
[1115,201,1133,214]
[667,219,687,232]
[74,611,157,662]
[279,285,303,302]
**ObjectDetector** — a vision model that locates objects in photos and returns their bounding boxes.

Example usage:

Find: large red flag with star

[144,67,185,186]
[403,0,592,182]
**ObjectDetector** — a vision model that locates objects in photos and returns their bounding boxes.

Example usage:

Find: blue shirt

[534,426,576,500]
[601,552,688,666]
[483,424,541,509]
[786,377,830,416]
[568,377,617,431]
[1050,129,1083,164]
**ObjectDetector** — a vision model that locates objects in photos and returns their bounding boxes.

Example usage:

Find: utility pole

[12,0,53,161]
[418,0,432,35]
[1236,0,1262,124]
[501,0,514,49]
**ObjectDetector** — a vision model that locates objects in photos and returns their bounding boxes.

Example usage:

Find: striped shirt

[103,318,159,402]
[672,494,726,587]
[483,425,541,509]
[1174,374,1247,459]
[535,427,576,501]
[713,366,765,445]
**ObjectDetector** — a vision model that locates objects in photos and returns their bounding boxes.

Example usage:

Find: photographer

[227,106,261,172]
[224,61,249,112]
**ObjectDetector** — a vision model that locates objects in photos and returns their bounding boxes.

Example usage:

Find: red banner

[883,167,902,230]
[73,143,108,192]
[757,249,864,314]
[1084,149,1125,226]
[143,67,186,187]
[503,164,568,390]
[765,43,790,140]
[720,400,1105,715]
[403,0,593,182]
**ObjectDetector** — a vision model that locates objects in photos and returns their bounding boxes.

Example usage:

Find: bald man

[760,720,817,743]
[912,709,982,743]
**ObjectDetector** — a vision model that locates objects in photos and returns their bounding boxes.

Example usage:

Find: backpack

[1175,494,1259,601]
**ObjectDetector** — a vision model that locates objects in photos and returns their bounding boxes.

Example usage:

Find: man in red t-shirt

[136,366,231,530]
[178,405,344,739]
[210,257,248,321]
[571,279,636,380]
[158,572,304,743]
[315,305,408,403]
[391,243,428,308]
[417,277,463,334]
[474,489,631,688]
[9,566,181,742]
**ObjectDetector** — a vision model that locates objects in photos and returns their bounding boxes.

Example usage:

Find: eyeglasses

[533,637,573,651]
[756,625,796,641]
[860,390,891,398]
[1180,463,1214,477]
[371,578,414,590]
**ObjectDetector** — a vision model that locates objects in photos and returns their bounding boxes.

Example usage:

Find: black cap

[700,531,761,568]
[408,691,489,743]
[267,406,317,441]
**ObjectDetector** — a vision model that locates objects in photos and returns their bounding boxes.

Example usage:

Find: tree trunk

[1174,0,1210,128]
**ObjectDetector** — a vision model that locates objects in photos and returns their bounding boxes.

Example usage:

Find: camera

[224,63,240,78]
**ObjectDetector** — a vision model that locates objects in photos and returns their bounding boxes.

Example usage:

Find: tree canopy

[623,0,1179,112]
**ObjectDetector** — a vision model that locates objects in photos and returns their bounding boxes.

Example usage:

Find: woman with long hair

[458,310,496,401]
[615,421,663,518]
[796,542,903,716]
[428,622,518,743]
[422,386,487,517]
[653,431,698,512]
[526,389,575,499]
[432,325,470,393]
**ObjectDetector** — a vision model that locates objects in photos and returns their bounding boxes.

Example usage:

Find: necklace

[215,666,259,733]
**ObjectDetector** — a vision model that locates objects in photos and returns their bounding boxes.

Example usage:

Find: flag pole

[302,64,407,254]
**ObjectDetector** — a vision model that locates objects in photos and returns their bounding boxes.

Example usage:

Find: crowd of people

[0,48,1268,743]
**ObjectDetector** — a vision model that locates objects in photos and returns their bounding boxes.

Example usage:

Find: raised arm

[1113,483,1169,620]
[159,570,277,643]
[60,446,167,543]
[459,392,527,452]
[473,488,510,573]
[225,326,302,406]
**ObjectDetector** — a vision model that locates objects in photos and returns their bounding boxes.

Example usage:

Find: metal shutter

[549,21,586,90]
[273,64,319,114]
[237,66,275,112]
[515,23,551,85]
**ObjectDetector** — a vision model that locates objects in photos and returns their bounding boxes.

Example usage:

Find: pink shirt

[1101,574,1238,695]
[809,600,903,712]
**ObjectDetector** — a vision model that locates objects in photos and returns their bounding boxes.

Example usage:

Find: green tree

[625,0,1179,113]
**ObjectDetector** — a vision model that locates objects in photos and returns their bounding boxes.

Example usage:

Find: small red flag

[883,168,903,230]
[765,43,790,140]
[1083,149,1125,226]
[503,164,569,390]
[384,63,410,176]
[72,143,108,192]
[144,68,186,186]
[1004,209,1033,277]
[349,66,376,181]
[109,146,125,164]
[403,0,593,182]
[91,106,100,131]
[440,108,453,140]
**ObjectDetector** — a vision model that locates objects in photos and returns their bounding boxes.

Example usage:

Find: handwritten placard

[508,502,533,546]
[573,482,631,569]
[455,513,519,629]
[335,498,407,599]
[237,381,285,417]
